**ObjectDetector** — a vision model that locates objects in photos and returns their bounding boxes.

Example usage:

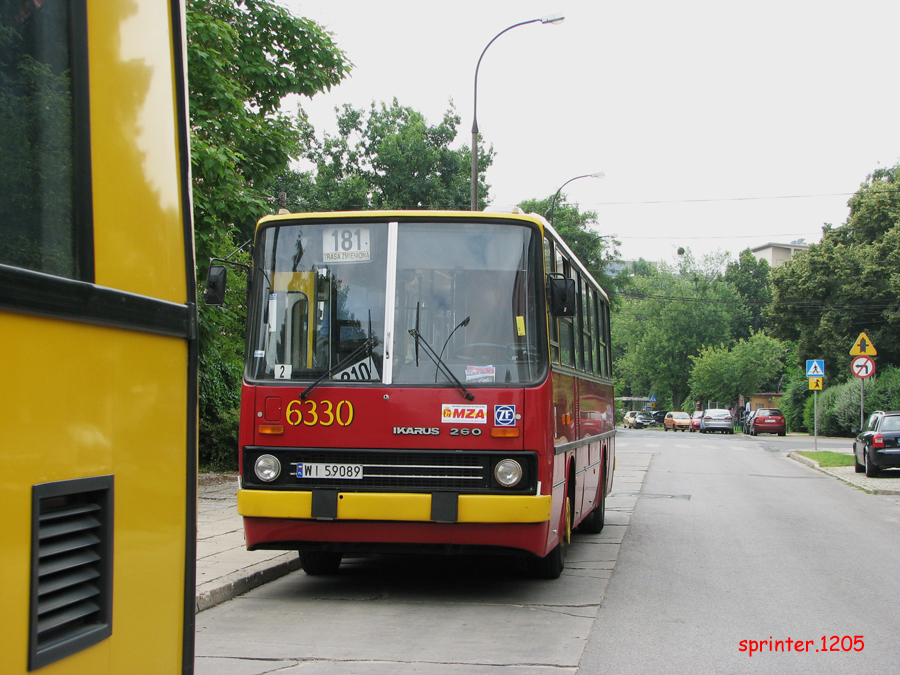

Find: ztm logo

[494,405,516,427]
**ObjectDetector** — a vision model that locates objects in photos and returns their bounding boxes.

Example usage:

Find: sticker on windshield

[268,294,277,332]
[465,365,495,383]
[274,364,292,379]
[335,356,378,381]
[323,227,371,263]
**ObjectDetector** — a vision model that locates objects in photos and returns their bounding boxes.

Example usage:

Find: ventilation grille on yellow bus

[29,476,114,671]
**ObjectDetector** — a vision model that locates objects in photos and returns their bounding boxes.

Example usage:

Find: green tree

[724,249,771,339]
[612,250,742,409]
[689,332,786,404]
[269,99,492,212]
[767,165,900,378]
[187,0,350,262]
[517,195,623,302]
[186,0,350,466]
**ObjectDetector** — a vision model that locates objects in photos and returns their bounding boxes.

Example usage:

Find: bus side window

[584,285,595,374]
[597,298,610,377]
[546,237,559,364]
[557,256,575,368]
[574,275,584,371]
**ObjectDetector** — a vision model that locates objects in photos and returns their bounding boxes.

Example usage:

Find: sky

[280,0,900,265]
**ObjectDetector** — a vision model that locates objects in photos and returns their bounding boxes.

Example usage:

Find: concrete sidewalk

[789,451,900,495]
[196,473,301,613]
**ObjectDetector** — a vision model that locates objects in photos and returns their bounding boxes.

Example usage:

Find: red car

[746,408,786,436]
[690,410,703,432]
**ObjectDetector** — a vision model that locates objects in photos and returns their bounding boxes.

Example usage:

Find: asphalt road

[579,428,900,674]
[193,430,900,674]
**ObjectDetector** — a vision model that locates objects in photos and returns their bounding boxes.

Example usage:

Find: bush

[862,366,900,414]
[804,379,857,437]
[800,366,900,436]
[199,408,240,471]
[780,375,810,433]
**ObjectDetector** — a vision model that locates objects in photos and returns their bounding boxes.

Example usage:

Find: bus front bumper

[237,489,552,523]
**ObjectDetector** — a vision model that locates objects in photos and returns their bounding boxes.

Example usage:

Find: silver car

[700,408,734,434]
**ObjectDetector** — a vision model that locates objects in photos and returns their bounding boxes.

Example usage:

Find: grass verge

[796,451,855,467]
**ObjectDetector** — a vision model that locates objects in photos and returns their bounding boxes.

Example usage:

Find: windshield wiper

[408,328,474,401]
[436,316,470,383]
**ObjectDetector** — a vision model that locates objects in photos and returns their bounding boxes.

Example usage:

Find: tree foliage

[187,0,350,265]
[689,332,786,404]
[612,251,743,410]
[766,164,900,379]
[517,195,623,302]
[724,249,771,340]
[186,0,350,467]
[268,99,493,212]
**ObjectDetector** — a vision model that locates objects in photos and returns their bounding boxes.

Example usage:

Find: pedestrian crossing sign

[805,360,825,377]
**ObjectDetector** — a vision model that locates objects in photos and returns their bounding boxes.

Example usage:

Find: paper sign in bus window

[466,365,495,383]
[335,356,378,381]
[323,227,370,263]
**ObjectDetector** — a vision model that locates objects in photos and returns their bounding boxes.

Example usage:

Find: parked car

[636,412,655,428]
[664,411,692,431]
[746,408,786,436]
[650,410,669,426]
[690,410,703,432]
[700,408,734,434]
[853,410,900,477]
[624,411,652,429]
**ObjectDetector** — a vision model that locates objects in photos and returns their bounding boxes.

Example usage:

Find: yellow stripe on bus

[237,490,552,523]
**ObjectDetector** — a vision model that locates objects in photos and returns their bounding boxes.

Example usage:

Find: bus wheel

[299,550,342,575]
[529,495,570,579]
[578,475,606,534]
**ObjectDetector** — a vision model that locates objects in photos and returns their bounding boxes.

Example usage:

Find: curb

[787,452,900,495]
[195,553,303,614]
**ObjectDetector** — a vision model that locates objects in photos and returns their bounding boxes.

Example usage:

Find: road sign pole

[814,390,818,452]
[861,378,865,430]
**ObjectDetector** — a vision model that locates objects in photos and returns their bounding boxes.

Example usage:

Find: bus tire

[578,484,605,534]
[529,494,570,579]
[299,550,342,575]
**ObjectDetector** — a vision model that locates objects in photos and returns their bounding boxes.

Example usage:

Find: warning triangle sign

[850,332,877,356]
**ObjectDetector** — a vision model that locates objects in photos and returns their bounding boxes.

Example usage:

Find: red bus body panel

[238,369,614,558]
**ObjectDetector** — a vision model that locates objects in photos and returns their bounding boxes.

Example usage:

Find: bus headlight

[254,454,281,482]
[494,459,522,487]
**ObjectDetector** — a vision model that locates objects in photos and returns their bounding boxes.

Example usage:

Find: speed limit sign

[851,355,876,378]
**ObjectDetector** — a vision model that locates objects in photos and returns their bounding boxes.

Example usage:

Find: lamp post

[470,13,564,211]
[546,172,604,226]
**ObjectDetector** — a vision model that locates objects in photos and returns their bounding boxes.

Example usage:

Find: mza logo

[494,405,516,426]
[441,404,487,424]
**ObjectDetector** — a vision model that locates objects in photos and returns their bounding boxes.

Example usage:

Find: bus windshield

[247,219,546,386]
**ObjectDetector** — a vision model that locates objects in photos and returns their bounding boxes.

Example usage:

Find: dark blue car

[854,411,900,477]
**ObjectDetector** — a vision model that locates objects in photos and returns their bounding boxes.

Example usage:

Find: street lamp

[470,13,565,211]
[546,172,605,226]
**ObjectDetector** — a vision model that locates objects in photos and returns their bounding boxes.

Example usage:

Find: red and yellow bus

[210,210,614,578]
[1,1,196,672]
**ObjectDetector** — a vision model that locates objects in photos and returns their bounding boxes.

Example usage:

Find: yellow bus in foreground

[0,1,196,672]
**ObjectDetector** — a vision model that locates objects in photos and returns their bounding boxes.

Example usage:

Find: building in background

[750,240,809,267]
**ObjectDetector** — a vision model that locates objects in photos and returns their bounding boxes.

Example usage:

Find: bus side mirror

[204,265,227,306]
[547,275,576,317]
